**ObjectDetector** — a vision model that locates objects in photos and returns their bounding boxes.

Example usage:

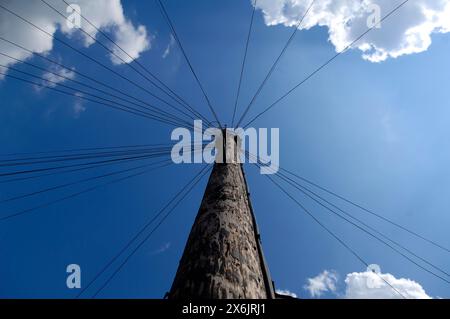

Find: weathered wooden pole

[168,129,275,299]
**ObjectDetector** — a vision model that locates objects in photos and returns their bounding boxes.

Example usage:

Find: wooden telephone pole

[168,129,275,299]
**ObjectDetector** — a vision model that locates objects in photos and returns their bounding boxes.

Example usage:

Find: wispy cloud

[35,64,76,91]
[72,92,86,119]
[162,35,176,59]
[150,242,171,255]
[304,270,338,298]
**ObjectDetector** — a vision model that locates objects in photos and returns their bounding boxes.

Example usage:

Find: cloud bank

[344,270,432,299]
[254,0,450,62]
[0,0,150,79]
[304,268,432,299]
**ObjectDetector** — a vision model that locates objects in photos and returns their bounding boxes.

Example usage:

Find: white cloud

[344,270,432,299]
[254,0,450,62]
[276,289,298,298]
[304,268,432,299]
[304,270,338,298]
[0,0,151,79]
[162,34,175,59]
[110,21,150,65]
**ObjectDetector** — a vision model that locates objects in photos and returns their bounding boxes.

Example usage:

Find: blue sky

[0,0,449,298]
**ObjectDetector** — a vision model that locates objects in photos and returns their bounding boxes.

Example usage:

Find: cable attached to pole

[87,164,212,298]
